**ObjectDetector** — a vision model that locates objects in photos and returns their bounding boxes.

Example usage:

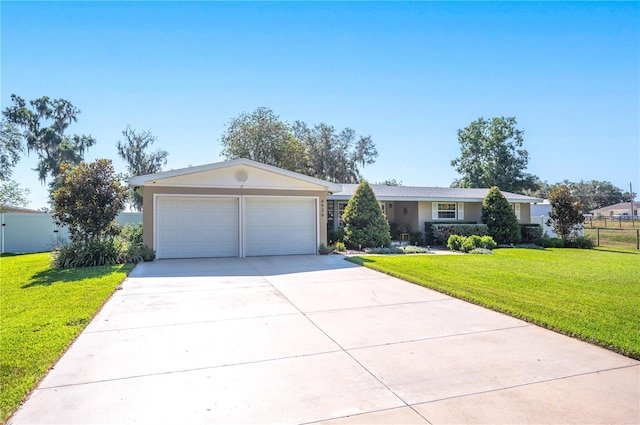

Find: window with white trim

[512,203,521,221]
[437,203,457,219]
[327,200,335,230]
[338,201,348,227]
[378,202,386,216]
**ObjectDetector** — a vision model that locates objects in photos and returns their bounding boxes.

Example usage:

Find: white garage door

[156,197,239,259]
[244,197,317,257]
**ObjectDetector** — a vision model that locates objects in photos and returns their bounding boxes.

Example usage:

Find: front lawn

[0,253,133,423]
[348,248,640,359]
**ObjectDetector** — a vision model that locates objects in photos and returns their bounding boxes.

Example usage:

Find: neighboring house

[530,199,552,218]
[590,202,639,218]
[129,159,543,259]
[328,184,542,233]
[1,207,42,214]
[129,158,342,259]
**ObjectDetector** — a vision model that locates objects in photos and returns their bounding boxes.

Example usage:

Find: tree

[292,121,377,183]
[0,180,30,212]
[547,185,584,241]
[52,160,127,242]
[451,117,538,193]
[220,107,378,183]
[481,186,521,244]
[533,179,633,213]
[0,118,24,180]
[2,94,95,187]
[343,181,391,248]
[377,178,403,186]
[220,107,308,174]
[116,126,169,211]
[565,180,628,213]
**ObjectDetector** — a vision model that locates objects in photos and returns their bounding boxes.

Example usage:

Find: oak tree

[2,95,95,189]
[0,180,30,212]
[116,126,168,211]
[0,118,24,180]
[220,107,307,174]
[451,117,537,193]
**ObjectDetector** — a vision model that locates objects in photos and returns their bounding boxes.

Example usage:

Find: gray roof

[329,184,543,203]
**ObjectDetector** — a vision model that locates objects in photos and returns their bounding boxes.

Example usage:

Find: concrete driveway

[10,255,639,424]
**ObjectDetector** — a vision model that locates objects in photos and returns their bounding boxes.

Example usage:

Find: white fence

[530,215,584,238]
[0,213,143,254]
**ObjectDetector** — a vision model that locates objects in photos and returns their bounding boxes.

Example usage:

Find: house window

[327,200,335,231]
[338,201,348,227]
[378,202,386,216]
[512,203,521,220]
[438,203,457,219]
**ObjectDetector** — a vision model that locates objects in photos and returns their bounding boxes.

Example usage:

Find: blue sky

[2,1,639,209]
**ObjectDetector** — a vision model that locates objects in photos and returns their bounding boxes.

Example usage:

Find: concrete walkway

[9,255,639,424]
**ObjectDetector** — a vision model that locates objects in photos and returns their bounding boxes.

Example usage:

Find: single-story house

[130,159,542,259]
[327,184,542,234]
[589,202,639,218]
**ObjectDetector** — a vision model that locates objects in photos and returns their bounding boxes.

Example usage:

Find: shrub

[364,246,405,254]
[335,241,346,252]
[389,223,401,240]
[51,223,155,268]
[120,223,144,245]
[52,237,119,268]
[424,222,437,245]
[481,187,522,244]
[462,235,483,253]
[328,227,345,244]
[447,234,497,253]
[480,235,497,250]
[432,223,489,245]
[535,235,564,248]
[566,236,595,249]
[514,243,545,250]
[447,235,464,251]
[469,248,494,255]
[409,231,424,246]
[521,224,543,243]
[343,181,391,248]
[400,245,432,254]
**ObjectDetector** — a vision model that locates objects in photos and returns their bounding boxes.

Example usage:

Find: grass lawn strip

[0,253,133,423]
[348,248,639,360]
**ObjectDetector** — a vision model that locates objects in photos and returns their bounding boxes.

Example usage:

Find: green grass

[348,248,640,359]
[0,253,133,423]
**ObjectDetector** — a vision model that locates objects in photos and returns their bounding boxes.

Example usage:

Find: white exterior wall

[0,213,143,254]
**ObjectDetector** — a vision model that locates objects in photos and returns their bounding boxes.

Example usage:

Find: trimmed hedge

[425,221,479,245]
[521,224,543,243]
[428,223,489,245]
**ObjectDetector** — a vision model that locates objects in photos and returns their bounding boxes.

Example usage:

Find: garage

[156,196,239,259]
[244,197,317,256]
[130,158,341,259]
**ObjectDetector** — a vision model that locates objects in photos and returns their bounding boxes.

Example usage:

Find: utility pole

[631,182,635,224]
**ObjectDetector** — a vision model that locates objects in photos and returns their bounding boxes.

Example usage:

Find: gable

[130,160,339,191]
